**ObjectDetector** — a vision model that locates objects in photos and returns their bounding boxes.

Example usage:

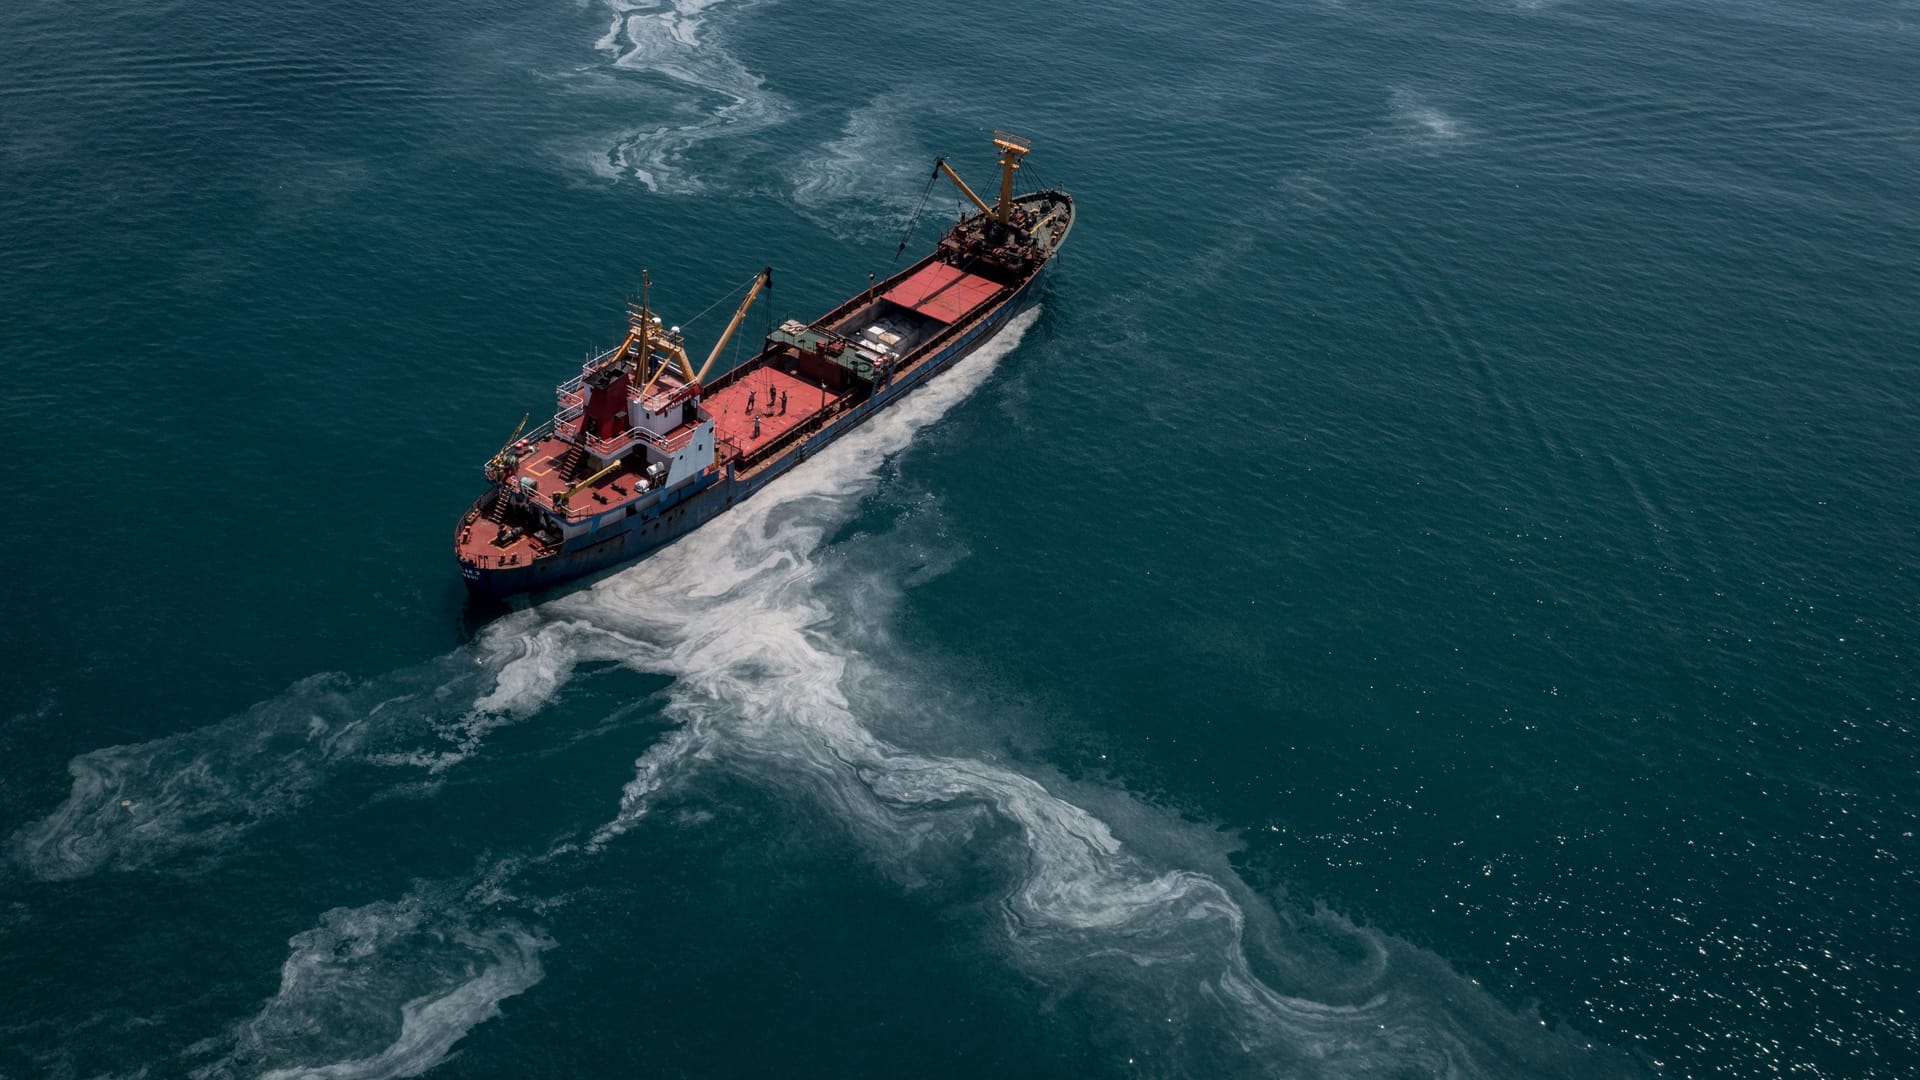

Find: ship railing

[519,417,561,446]
[506,412,704,468]
[555,343,629,405]
[484,416,584,471]
[584,422,696,459]
[497,476,611,523]
[578,345,624,381]
[636,379,698,412]
[481,418,693,519]
[484,418,554,472]
[583,344,622,375]
[523,491,592,521]
[464,550,536,569]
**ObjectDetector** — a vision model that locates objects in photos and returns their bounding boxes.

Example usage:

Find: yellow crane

[554,457,623,510]
[937,132,1031,224]
[936,158,994,220]
[486,412,531,480]
[633,267,772,396]
[693,267,772,383]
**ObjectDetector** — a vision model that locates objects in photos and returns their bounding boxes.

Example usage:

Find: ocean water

[1,0,1916,1076]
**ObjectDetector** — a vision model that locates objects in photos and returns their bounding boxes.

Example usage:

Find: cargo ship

[456,133,1071,598]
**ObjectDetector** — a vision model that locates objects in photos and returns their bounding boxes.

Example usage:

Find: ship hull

[460,263,1047,599]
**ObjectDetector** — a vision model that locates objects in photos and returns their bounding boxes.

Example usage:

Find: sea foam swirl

[6,615,604,880]
[18,305,1614,1076]
[473,311,1616,1075]
[591,0,786,191]
[190,874,552,1080]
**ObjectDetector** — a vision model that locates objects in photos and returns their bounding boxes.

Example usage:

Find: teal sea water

[2,0,1916,1075]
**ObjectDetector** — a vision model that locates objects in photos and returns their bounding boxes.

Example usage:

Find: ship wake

[6,605,616,881]
[14,308,1616,1076]
[479,311,1617,1076]
[185,869,553,1080]
[146,316,1047,1080]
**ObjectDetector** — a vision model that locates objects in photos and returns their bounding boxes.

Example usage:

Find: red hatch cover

[882,262,1001,324]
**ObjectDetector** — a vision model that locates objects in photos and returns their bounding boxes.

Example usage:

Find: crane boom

[492,413,529,460]
[936,158,994,220]
[555,457,623,509]
[937,133,1032,224]
[693,267,772,382]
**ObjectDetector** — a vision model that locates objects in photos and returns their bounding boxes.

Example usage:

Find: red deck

[458,366,843,567]
[453,433,649,567]
[476,436,588,505]
[882,262,1001,323]
[706,366,839,460]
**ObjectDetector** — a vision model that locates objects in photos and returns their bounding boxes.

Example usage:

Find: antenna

[634,270,653,373]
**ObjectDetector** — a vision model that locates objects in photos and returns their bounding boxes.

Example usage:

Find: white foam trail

[9,613,607,880]
[22,296,1603,1073]
[502,306,1613,1072]
[1388,89,1469,143]
[787,98,930,239]
[14,308,1037,1078]
[0,306,1015,887]
[573,309,1040,837]
[194,877,551,1080]
[7,673,383,880]
[591,0,787,191]
[179,314,1041,1080]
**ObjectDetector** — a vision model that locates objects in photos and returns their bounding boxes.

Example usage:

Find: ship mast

[633,271,652,374]
[634,269,688,397]
[631,269,696,389]
[936,131,1032,224]
[990,131,1029,223]
[586,270,660,412]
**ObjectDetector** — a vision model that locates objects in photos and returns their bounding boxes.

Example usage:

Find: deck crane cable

[721,277,778,378]
[676,270,762,332]
[885,161,944,278]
